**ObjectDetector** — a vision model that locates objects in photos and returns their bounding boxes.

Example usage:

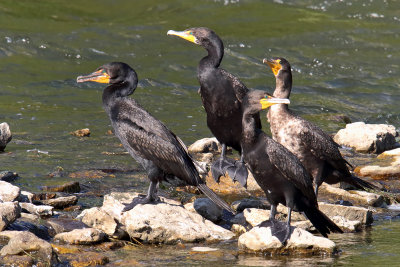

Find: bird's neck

[242,109,260,144]
[273,72,292,99]
[198,40,224,71]
[102,80,136,112]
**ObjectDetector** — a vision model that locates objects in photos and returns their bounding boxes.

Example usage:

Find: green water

[0,0,399,265]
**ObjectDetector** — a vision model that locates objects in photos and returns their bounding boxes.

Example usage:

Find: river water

[0,0,399,265]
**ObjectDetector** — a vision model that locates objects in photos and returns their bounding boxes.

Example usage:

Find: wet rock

[238,226,336,255]
[0,181,20,202]
[0,171,18,182]
[77,207,120,238]
[0,122,12,151]
[232,198,270,213]
[47,218,88,234]
[41,181,80,193]
[0,255,34,267]
[334,122,398,154]
[193,197,223,222]
[62,251,109,266]
[319,183,384,207]
[205,171,264,196]
[318,202,373,225]
[68,169,109,179]
[0,202,21,231]
[331,216,362,232]
[354,153,400,180]
[47,166,65,178]
[40,195,78,209]
[54,228,106,245]
[19,190,34,203]
[20,202,54,216]
[7,219,54,240]
[188,137,221,153]
[100,192,234,244]
[70,128,90,137]
[0,230,57,265]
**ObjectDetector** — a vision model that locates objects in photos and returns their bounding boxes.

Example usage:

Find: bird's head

[167,27,221,50]
[77,62,137,85]
[263,57,291,77]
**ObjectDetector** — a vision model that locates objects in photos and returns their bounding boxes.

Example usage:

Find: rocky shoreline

[0,121,399,266]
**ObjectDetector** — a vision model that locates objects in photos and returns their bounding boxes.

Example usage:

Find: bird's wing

[297,117,350,173]
[220,69,249,102]
[111,100,200,185]
[266,136,316,202]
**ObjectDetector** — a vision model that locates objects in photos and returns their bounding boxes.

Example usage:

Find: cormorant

[241,90,342,243]
[76,62,234,214]
[264,57,378,196]
[167,27,260,187]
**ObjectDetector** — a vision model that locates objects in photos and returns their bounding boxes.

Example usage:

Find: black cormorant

[264,57,378,196]
[167,27,260,187]
[76,62,234,213]
[241,90,342,243]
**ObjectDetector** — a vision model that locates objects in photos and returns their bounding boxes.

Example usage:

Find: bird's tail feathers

[197,183,235,215]
[304,206,343,237]
[349,175,381,191]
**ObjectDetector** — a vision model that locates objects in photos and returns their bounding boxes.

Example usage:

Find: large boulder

[0,230,57,265]
[238,226,336,255]
[0,202,21,231]
[0,122,12,151]
[334,122,398,154]
[0,181,20,202]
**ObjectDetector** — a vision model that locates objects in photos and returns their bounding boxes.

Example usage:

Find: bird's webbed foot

[225,160,248,188]
[211,156,236,183]
[122,194,161,212]
[258,219,291,245]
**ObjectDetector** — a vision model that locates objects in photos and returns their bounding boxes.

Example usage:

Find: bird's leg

[211,143,235,183]
[282,207,292,245]
[226,149,249,188]
[270,204,277,221]
[123,181,160,212]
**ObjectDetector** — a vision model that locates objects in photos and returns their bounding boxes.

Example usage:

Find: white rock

[334,122,397,154]
[78,207,118,237]
[0,181,20,202]
[0,122,12,151]
[19,202,53,216]
[238,226,336,254]
[318,203,372,225]
[243,208,270,227]
[331,216,362,232]
[54,228,106,245]
[188,137,221,153]
[0,202,21,231]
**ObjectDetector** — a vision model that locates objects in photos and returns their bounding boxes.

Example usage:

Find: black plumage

[241,90,342,243]
[77,62,234,213]
[264,57,378,196]
[168,27,260,187]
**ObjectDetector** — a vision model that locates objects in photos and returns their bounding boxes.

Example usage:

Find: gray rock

[0,122,12,151]
[78,207,120,238]
[232,198,270,213]
[0,181,20,202]
[46,217,88,234]
[193,198,223,222]
[0,171,18,182]
[0,230,57,265]
[188,137,221,153]
[0,202,21,231]
[40,195,78,209]
[334,122,398,154]
[318,203,373,225]
[54,228,106,245]
[238,226,336,254]
[331,216,363,232]
[20,202,53,216]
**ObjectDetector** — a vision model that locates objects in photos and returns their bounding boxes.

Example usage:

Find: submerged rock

[0,202,21,231]
[0,122,12,151]
[70,128,90,137]
[41,181,80,193]
[0,230,57,265]
[238,225,336,255]
[334,122,397,154]
[61,251,109,266]
[54,228,106,245]
[0,171,18,182]
[0,181,20,202]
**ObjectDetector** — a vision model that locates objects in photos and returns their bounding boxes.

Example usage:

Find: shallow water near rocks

[0,0,400,265]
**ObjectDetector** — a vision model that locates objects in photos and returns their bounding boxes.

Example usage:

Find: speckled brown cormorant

[241,90,342,243]
[264,57,378,196]
[167,27,260,187]
[76,62,234,214]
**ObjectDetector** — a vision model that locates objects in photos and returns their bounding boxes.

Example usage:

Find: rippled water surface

[0,0,399,265]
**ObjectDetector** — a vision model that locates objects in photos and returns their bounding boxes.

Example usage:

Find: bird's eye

[189,31,193,35]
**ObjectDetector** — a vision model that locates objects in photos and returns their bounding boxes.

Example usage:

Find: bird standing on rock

[167,27,261,188]
[241,89,343,244]
[76,62,234,214]
[264,57,379,196]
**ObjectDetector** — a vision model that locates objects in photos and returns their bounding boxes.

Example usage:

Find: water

[0,0,399,265]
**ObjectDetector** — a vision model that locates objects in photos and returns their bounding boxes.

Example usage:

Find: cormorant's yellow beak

[260,95,290,109]
[167,30,197,44]
[77,69,110,84]
[263,58,282,76]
